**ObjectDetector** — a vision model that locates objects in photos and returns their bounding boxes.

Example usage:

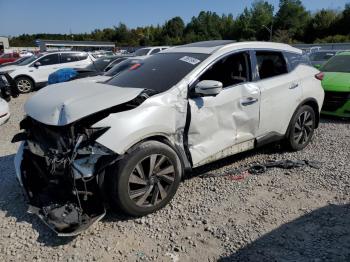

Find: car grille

[26,117,75,153]
[322,91,350,112]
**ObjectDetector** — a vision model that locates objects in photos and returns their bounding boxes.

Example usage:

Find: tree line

[9,0,350,47]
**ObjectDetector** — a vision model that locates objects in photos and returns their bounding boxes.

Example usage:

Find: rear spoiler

[0,72,19,101]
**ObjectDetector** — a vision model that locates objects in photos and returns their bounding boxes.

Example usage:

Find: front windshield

[18,54,42,66]
[85,57,117,72]
[104,59,143,77]
[107,53,209,93]
[134,48,150,56]
[321,55,350,73]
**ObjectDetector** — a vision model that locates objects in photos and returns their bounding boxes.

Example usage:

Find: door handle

[289,83,299,89]
[241,97,258,106]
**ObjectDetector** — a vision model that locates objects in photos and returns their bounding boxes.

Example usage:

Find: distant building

[0,36,9,53]
[37,39,115,52]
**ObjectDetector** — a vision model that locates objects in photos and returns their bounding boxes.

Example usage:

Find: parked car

[0,98,10,126]
[319,51,350,118]
[48,56,131,85]
[71,58,146,83]
[0,56,32,68]
[13,41,324,235]
[309,50,338,69]
[19,51,34,58]
[0,51,94,93]
[0,53,20,65]
[0,73,18,126]
[133,46,169,56]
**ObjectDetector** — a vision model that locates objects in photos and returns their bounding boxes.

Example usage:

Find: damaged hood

[25,82,143,126]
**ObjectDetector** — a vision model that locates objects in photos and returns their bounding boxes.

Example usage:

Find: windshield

[309,52,336,61]
[104,59,143,77]
[107,53,209,93]
[85,57,117,72]
[134,48,150,56]
[18,54,42,66]
[321,55,350,73]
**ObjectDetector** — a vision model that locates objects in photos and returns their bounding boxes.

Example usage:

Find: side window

[60,53,75,63]
[198,52,251,88]
[37,54,59,66]
[150,48,161,55]
[256,51,288,79]
[284,52,311,71]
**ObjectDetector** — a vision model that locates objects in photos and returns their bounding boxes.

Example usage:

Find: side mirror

[34,61,41,67]
[195,80,223,96]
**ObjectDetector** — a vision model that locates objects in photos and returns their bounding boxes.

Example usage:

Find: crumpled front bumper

[13,142,107,236]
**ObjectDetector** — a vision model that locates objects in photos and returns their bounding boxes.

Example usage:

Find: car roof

[162,40,301,54]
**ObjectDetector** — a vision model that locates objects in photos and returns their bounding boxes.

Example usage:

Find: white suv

[13,41,324,235]
[0,51,94,93]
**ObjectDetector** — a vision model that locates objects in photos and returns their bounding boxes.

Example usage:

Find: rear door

[254,50,302,137]
[188,51,260,167]
[60,52,90,68]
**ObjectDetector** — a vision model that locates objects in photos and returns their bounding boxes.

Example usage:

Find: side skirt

[193,140,255,168]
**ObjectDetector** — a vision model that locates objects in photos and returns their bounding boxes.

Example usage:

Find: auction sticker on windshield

[180,56,201,65]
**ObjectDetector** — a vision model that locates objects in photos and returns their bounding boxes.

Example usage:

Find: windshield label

[180,56,201,65]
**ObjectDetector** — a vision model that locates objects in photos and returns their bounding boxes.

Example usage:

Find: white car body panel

[24,82,143,126]
[188,82,260,166]
[21,41,324,168]
[0,98,10,125]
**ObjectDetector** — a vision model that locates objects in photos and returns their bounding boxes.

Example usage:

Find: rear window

[256,51,288,79]
[107,53,209,93]
[309,52,336,61]
[134,48,150,56]
[321,55,350,73]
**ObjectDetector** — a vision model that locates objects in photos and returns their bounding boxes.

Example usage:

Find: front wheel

[286,105,316,151]
[108,141,182,216]
[15,77,34,93]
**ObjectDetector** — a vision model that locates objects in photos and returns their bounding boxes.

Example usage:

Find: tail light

[315,72,324,81]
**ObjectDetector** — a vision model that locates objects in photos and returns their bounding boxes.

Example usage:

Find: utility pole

[262,23,273,41]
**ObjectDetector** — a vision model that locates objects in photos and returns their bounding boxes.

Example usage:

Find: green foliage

[8,1,350,47]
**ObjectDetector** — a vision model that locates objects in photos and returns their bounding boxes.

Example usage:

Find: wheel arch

[14,75,36,87]
[286,97,320,137]
[299,98,320,128]
[124,134,191,174]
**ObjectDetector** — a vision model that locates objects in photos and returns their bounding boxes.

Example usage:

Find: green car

[320,51,350,118]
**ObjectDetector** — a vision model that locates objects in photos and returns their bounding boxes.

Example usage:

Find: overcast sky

[0,0,348,36]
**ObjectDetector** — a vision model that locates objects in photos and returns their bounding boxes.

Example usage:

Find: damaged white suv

[13,41,324,235]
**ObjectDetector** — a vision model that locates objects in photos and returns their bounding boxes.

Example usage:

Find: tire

[15,76,34,93]
[286,105,316,151]
[108,140,182,216]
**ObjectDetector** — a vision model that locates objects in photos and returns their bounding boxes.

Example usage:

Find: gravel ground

[0,93,349,262]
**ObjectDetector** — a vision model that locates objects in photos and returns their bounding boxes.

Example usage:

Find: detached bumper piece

[28,204,105,237]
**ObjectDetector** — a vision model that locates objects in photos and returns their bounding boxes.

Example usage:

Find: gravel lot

[0,93,349,262]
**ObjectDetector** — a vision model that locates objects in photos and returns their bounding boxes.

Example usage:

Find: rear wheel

[286,105,316,151]
[108,141,182,216]
[15,77,34,93]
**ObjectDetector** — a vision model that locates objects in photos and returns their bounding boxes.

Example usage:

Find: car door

[187,51,260,167]
[31,53,60,83]
[254,50,302,137]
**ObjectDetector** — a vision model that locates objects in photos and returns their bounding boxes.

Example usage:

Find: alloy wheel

[128,154,176,207]
[294,111,313,145]
[17,79,32,93]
